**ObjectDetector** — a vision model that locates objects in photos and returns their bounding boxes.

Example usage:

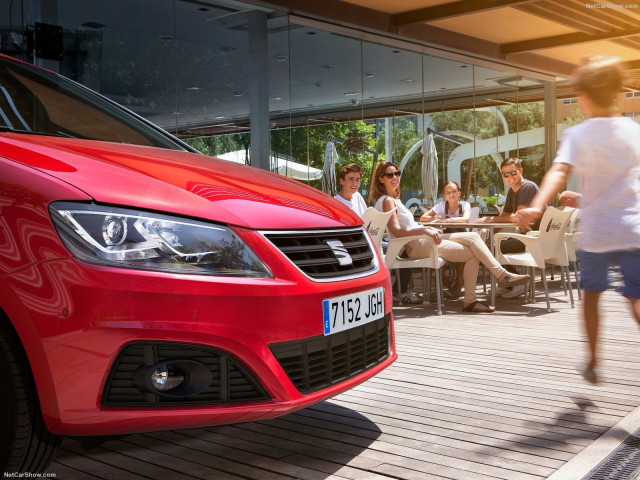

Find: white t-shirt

[554,117,640,252]
[374,195,416,238]
[335,191,368,218]
[431,200,470,219]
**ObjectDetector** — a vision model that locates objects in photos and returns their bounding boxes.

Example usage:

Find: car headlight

[49,202,272,277]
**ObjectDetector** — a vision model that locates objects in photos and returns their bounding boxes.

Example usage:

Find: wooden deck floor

[47,273,640,479]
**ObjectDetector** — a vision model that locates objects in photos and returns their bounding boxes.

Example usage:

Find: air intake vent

[102,342,268,406]
[262,227,377,281]
[270,315,390,394]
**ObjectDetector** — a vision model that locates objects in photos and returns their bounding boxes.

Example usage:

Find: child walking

[516,55,640,383]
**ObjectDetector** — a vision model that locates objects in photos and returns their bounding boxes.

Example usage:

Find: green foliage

[373,117,423,191]
[183,102,549,199]
[482,196,499,208]
[563,108,588,126]
[429,102,546,196]
[183,133,250,159]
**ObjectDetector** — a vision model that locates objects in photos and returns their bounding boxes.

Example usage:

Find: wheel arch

[0,283,64,433]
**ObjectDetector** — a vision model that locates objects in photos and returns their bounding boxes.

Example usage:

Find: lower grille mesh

[102,342,269,406]
[270,315,391,394]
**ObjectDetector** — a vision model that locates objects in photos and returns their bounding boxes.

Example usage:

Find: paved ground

[47,271,640,479]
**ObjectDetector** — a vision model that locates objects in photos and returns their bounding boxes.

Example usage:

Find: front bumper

[4,252,395,436]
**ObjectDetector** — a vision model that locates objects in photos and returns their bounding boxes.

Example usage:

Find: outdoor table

[421,221,518,306]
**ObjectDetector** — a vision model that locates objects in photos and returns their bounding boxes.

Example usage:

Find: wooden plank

[46,285,640,480]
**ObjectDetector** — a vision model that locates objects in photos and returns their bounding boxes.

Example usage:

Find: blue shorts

[578,249,640,298]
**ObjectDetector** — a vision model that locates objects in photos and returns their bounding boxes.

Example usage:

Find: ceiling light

[364,72,376,78]
[187,86,201,91]
[214,116,226,119]
[275,55,288,61]
[344,92,360,96]
[401,79,415,83]
[271,97,283,101]
[218,47,235,52]
[232,91,244,97]
[321,65,335,70]
[159,35,174,41]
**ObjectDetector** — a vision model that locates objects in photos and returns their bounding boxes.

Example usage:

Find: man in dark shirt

[476,157,541,297]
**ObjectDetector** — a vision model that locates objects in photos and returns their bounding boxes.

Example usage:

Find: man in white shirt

[334,163,368,218]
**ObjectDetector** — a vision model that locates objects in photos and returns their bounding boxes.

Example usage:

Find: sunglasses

[382,170,402,178]
[502,170,519,178]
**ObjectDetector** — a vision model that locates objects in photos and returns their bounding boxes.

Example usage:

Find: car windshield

[0,56,191,151]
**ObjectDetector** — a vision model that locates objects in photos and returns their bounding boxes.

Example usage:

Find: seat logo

[327,240,353,266]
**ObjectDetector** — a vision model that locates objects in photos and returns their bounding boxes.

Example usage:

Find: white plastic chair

[494,206,575,312]
[362,207,394,258]
[363,207,446,314]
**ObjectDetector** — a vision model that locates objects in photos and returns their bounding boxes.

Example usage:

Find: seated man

[476,157,542,298]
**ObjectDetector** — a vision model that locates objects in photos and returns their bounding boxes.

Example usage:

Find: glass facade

[3,0,637,211]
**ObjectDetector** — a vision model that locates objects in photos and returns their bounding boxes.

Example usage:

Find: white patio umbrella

[322,141,338,196]
[215,150,322,181]
[421,134,439,207]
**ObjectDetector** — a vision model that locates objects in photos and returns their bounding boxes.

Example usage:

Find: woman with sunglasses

[371,161,529,313]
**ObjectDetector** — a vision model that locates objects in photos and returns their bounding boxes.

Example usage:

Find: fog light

[150,363,185,392]
[134,359,212,397]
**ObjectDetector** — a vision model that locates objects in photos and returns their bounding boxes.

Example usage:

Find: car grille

[269,314,391,394]
[102,342,269,406]
[262,227,377,281]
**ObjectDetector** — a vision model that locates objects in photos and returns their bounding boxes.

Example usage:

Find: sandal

[462,300,495,313]
[498,272,530,287]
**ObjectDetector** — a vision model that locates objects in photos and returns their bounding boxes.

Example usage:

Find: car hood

[1,134,361,229]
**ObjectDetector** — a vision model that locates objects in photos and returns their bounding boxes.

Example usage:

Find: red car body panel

[1,133,360,229]
[1,131,396,436]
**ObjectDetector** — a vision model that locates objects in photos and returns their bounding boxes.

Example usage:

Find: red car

[0,54,395,472]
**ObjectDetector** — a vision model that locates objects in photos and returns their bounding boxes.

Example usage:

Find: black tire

[0,317,61,473]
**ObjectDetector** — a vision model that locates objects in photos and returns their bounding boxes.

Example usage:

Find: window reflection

[0,0,558,205]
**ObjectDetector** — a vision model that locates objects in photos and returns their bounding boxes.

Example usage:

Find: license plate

[323,287,384,335]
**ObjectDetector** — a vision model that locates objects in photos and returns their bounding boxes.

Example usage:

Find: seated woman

[372,161,529,313]
[421,180,470,298]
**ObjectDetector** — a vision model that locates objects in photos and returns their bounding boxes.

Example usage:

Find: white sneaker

[502,284,526,299]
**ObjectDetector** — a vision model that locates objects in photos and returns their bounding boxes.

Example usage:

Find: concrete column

[248,10,270,171]
[385,117,392,162]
